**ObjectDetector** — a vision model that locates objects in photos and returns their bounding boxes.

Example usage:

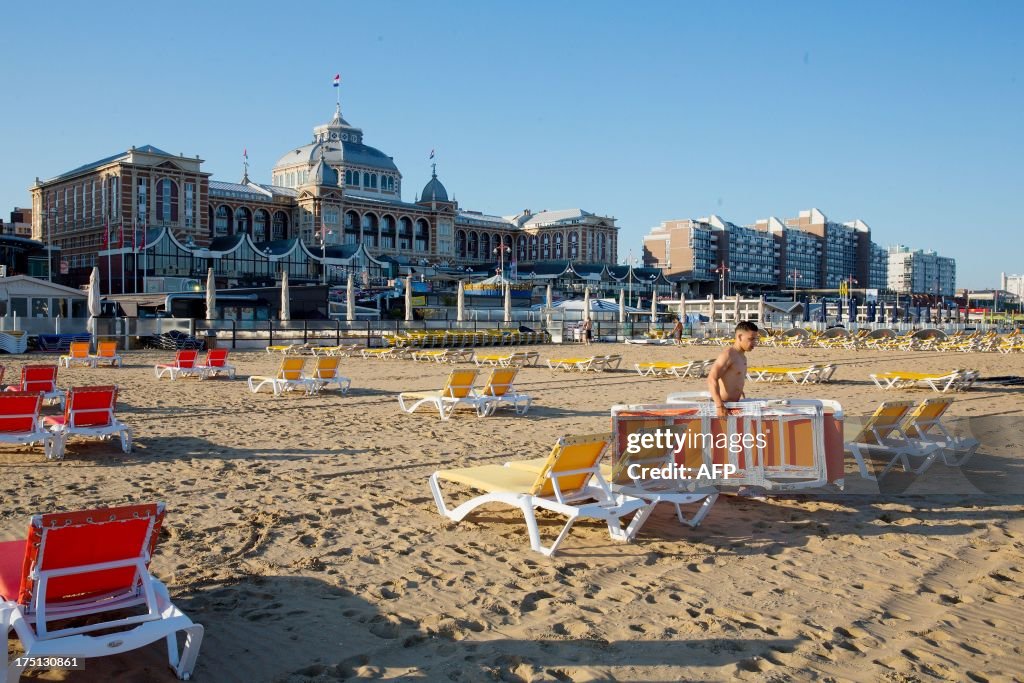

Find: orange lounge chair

[0,503,203,680]
[59,342,95,369]
[0,392,60,460]
[90,340,124,367]
[154,350,207,380]
[42,385,132,458]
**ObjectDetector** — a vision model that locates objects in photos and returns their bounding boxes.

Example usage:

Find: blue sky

[2,1,1021,287]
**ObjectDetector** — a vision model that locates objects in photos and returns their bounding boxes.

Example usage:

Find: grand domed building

[29,93,619,291]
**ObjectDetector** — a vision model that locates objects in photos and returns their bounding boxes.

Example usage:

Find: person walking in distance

[707,321,759,417]
[582,317,593,346]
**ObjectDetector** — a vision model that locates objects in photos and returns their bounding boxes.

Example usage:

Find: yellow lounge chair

[870,370,967,393]
[305,356,351,395]
[899,396,979,467]
[429,433,649,556]
[635,361,700,378]
[247,357,310,396]
[845,400,939,480]
[59,342,95,369]
[397,369,483,420]
[547,356,595,372]
[477,366,532,416]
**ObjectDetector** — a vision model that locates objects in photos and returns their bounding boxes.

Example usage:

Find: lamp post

[494,244,511,279]
[320,229,334,285]
[715,263,730,299]
[790,269,802,302]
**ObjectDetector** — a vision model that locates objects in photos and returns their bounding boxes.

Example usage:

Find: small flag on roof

[333,74,341,87]
[243,148,248,159]
[429,149,435,160]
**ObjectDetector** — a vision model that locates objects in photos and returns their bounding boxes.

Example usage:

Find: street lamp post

[715,263,730,299]
[320,229,334,285]
[494,244,511,279]
[790,269,802,302]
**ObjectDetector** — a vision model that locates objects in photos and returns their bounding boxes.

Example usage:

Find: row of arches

[210,205,290,242]
[455,230,612,262]
[342,211,429,252]
[207,204,432,253]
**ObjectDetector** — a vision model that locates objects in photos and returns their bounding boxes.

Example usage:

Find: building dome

[308,152,339,186]
[420,171,448,202]
[273,105,398,174]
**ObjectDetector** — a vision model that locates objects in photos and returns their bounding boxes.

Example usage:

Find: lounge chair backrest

[481,367,518,398]
[279,357,306,380]
[97,341,118,357]
[313,356,341,379]
[68,342,90,358]
[174,350,200,368]
[63,385,119,429]
[20,365,59,393]
[532,433,612,497]
[901,397,955,439]
[852,401,916,445]
[0,392,44,434]
[441,370,479,399]
[13,503,165,608]
[204,349,229,366]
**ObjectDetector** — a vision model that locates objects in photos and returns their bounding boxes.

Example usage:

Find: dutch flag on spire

[429,149,435,160]
[333,74,341,88]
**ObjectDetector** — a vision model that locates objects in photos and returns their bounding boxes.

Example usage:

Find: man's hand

[715,402,727,418]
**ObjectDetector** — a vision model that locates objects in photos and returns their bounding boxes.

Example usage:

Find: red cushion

[42,415,66,427]
[0,538,27,601]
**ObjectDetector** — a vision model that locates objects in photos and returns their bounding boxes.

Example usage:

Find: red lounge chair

[154,350,207,380]
[0,392,59,460]
[42,385,132,459]
[0,503,203,680]
[5,365,63,406]
[196,349,236,379]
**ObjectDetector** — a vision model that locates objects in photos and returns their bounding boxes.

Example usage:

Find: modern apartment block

[1001,273,1024,299]
[887,245,956,297]
[644,207,892,295]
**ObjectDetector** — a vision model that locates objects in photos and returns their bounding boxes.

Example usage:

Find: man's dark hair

[735,321,759,334]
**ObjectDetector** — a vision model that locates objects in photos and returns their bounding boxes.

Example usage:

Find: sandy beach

[2,341,1022,682]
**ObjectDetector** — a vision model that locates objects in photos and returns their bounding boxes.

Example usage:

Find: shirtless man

[707,321,759,417]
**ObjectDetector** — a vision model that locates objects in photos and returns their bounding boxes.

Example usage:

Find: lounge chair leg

[167,623,204,680]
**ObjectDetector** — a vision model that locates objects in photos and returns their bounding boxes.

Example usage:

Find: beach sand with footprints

[1,342,1022,681]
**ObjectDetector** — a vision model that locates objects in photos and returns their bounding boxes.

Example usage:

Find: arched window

[480,233,491,260]
[554,233,564,259]
[516,236,527,261]
[387,177,395,192]
[541,234,551,260]
[215,205,231,236]
[456,230,467,258]
[414,219,429,252]
[362,172,370,187]
[370,174,378,189]
[568,231,579,259]
[234,207,251,234]
[467,231,479,259]
[254,210,269,242]
[156,178,178,222]
[599,233,607,261]
[398,217,413,250]
[361,213,379,248]
[341,211,357,245]
[272,211,288,240]
[380,215,396,249]
[529,235,538,260]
